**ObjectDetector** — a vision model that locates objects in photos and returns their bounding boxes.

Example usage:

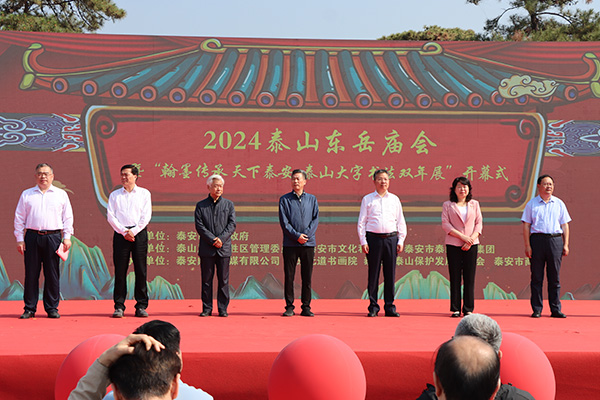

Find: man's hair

[292,169,307,180]
[454,314,502,353]
[133,320,181,353]
[108,342,181,400]
[35,163,53,173]
[537,174,554,185]
[434,336,500,400]
[121,164,139,176]
[373,168,388,180]
[206,174,224,186]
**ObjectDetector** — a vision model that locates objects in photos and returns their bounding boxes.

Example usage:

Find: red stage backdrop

[0,32,598,301]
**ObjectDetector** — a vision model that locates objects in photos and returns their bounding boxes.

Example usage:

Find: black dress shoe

[47,311,60,319]
[531,311,542,318]
[385,311,400,317]
[282,309,294,317]
[300,309,314,317]
[19,311,35,319]
[218,311,228,317]
[367,311,378,317]
[451,312,460,318]
[112,309,124,318]
[551,311,567,318]
[199,311,212,317]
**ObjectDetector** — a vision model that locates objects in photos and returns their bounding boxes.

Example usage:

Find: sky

[96,0,558,40]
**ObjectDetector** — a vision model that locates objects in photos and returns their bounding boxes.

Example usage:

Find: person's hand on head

[98,334,164,367]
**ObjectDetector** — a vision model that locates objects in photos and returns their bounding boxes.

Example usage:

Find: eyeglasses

[36,172,53,177]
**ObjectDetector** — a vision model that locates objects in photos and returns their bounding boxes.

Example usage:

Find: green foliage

[468,0,600,41]
[0,0,126,33]
[379,25,484,41]
[382,1,600,41]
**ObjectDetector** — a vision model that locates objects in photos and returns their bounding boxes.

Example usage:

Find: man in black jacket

[194,174,236,317]
[416,314,534,400]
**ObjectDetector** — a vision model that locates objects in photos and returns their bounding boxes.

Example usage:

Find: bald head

[434,336,500,400]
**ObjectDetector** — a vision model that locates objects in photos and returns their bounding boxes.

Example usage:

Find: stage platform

[1,299,598,400]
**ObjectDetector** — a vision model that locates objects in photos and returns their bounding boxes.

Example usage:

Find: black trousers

[113,229,148,311]
[23,230,62,313]
[200,255,230,313]
[529,234,563,313]
[283,246,314,311]
[446,244,478,314]
[366,233,397,314]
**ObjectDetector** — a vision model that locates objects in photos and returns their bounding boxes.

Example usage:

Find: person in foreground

[357,169,407,317]
[441,176,483,318]
[103,320,213,400]
[433,336,500,400]
[69,333,180,400]
[107,164,152,318]
[522,174,571,318]
[14,163,73,319]
[416,313,534,400]
[195,174,236,317]
[279,169,319,317]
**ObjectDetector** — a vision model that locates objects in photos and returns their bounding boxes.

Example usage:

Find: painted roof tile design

[20,39,600,110]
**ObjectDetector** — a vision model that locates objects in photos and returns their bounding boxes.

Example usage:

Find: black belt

[27,229,61,235]
[531,233,562,237]
[366,231,398,238]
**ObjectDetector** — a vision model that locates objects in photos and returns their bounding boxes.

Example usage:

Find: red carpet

[1,299,598,400]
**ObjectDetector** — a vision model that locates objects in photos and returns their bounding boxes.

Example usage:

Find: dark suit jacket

[194,195,236,257]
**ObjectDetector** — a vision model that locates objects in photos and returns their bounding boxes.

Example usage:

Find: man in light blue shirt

[521,175,571,318]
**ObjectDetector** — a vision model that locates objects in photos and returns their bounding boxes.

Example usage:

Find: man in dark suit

[194,174,236,317]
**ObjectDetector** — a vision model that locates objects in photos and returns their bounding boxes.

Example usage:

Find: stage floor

[1,299,599,399]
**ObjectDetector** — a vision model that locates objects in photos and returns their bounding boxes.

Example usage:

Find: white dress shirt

[107,185,152,236]
[357,191,407,246]
[14,184,74,242]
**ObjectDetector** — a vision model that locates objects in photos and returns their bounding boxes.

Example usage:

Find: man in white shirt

[14,163,74,319]
[357,169,407,317]
[107,164,152,318]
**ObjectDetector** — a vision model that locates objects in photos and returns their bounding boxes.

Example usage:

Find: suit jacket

[194,195,236,257]
[441,200,483,247]
[278,191,319,247]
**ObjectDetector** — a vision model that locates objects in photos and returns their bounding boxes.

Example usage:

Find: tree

[468,0,600,40]
[0,0,126,33]
[379,25,484,41]
[381,0,600,41]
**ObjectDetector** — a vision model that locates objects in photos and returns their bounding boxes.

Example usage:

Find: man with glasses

[357,169,406,317]
[14,163,73,319]
[522,174,571,318]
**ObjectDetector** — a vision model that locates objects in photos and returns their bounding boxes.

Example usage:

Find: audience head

[454,313,502,353]
[434,336,500,400]
[134,320,181,353]
[109,341,181,400]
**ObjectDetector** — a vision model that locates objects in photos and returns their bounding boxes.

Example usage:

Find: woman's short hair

[449,176,473,203]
